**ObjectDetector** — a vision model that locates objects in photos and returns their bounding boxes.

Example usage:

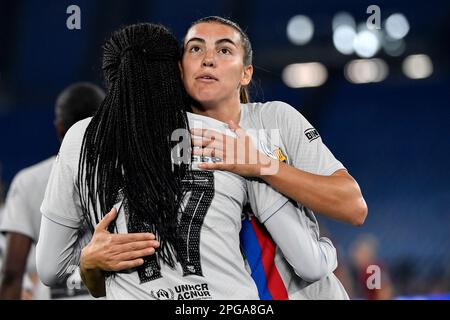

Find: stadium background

[0,0,449,299]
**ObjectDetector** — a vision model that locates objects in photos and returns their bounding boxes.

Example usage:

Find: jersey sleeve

[36,215,90,286]
[246,178,289,223]
[0,173,37,241]
[40,121,86,228]
[263,200,338,282]
[246,179,338,281]
[260,101,345,176]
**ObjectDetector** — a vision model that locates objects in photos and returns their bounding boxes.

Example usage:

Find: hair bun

[102,23,180,87]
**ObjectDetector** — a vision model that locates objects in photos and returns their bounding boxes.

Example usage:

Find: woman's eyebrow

[185,37,205,45]
[185,37,237,48]
[215,38,237,47]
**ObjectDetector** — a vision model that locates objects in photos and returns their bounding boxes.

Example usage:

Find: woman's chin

[192,94,221,106]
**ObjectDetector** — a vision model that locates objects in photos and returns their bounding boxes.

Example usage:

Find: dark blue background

[1,0,449,297]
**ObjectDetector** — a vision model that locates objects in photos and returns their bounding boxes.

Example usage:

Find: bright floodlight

[385,13,410,39]
[402,54,433,79]
[282,63,328,88]
[333,25,356,55]
[332,12,356,31]
[353,30,380,58]
[345,58,389,84]
[287,15,314,45]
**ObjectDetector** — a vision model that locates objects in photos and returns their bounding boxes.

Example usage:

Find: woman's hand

[191,121,367,226]
[80,207,160,272]
[191,120,277,177]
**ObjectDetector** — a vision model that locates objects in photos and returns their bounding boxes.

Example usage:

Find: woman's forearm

[261,162,368,225]
[80,248,106,298]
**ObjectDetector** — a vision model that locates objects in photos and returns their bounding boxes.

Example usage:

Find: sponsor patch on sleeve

[304,128,320,142]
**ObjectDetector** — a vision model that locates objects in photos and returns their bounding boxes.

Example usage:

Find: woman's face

[181,22,253,108]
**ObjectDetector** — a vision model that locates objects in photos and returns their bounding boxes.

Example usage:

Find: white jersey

[239,101,349,299]
[1,157,55,242]
[0,156,55,300]
[40,114,260,300]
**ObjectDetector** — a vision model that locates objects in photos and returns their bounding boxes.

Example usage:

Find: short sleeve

[0,175,36,240]
[260,101,345,176]
[40,120,88,228]
[246,178,289,223]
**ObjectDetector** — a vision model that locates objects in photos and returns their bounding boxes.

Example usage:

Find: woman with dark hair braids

[78,23,190,269]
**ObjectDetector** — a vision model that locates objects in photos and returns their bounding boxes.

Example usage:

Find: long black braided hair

[78,23,191,268]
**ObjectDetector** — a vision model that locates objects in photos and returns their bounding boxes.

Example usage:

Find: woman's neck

[191,101,241,125]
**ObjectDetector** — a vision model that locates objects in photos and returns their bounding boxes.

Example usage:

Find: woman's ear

[241,64,253,86]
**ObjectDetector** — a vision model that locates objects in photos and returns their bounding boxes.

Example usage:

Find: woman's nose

[202,52,215,67]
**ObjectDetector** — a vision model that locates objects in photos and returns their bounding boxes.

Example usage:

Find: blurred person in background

[0,82,105,300]
[349,233,394,299]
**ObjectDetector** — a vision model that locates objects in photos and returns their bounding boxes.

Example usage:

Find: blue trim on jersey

[240,218,273,300]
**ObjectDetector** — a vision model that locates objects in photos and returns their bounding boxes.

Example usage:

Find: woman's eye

[189,46,201,53]
[220,48,231,54]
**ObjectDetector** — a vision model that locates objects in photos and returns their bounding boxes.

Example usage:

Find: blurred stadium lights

[344,58,389,84]
[282,62,328,88]
[286,15,314,45]
[385,13,410,40]
[402,54,433,79]
[332,17,382,58]
[383,34,406,57]
[353,23,381,58]
[332,12,357,55]
[333,25,356,55]
[332,11,356,31]
[353,30,381,58]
